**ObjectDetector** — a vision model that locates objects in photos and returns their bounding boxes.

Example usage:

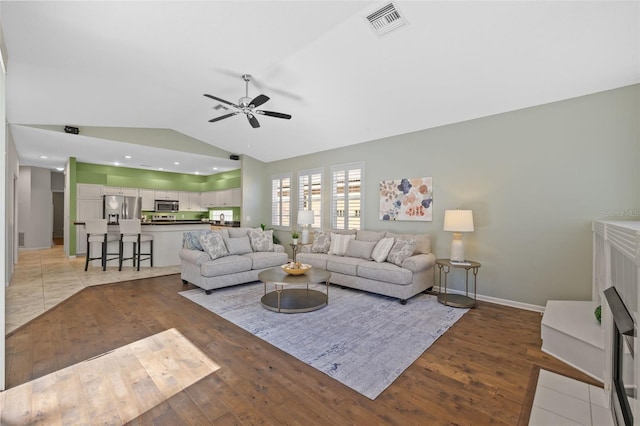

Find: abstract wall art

[380,177,433,221]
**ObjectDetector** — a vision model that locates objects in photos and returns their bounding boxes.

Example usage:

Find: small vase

[292,239,298,245]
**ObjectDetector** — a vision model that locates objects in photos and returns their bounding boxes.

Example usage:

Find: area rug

[180,282,468,399]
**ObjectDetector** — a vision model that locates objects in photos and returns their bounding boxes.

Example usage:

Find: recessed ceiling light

[114,162,120,166]
[174,162,180,165]
[195,171,200,175]
[159,167,164,171]
[40,155,48,159]
[125,155,132,159]
[56,167,64,171]
[213,167,218,170]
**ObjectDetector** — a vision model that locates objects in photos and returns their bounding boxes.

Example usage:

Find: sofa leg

[399,299,407,305]
[205,289,213,295]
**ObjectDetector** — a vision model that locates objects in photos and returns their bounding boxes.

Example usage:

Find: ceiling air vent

[366,3,407,36]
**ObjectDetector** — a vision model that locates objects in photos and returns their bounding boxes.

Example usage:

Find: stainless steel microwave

[155,200,179,212]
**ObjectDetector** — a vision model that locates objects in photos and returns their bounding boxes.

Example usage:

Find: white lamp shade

[443,210,474,232]
[297,210,315,226]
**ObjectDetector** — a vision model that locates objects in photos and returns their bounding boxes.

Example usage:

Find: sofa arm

[401,253,436,272]
[179,248,211,265]
[274,244,285,253]
[300,245,311,253]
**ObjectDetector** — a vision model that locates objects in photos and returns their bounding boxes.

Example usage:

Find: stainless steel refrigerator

[103,195,142,224]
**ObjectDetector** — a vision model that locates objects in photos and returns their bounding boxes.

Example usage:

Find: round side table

[435,259,481,308]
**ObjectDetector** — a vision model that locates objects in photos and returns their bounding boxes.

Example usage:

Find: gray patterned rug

[180,282,468,399]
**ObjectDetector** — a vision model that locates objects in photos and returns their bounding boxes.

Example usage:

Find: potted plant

[291,230,300,245]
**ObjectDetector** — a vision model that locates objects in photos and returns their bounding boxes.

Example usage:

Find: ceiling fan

[204,74,292,128]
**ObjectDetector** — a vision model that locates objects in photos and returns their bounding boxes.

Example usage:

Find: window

[271,173,291,228]
[298,168,323,229]
[331,162,363,230]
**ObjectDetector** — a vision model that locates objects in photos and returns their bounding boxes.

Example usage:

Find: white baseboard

[433,286,545,312]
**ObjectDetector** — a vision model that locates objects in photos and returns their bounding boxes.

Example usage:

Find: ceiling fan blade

[250,94,269,108]
[256,110,292,120]
[203,94,239,109]
[247,114,260,128]
[208,112,238,123]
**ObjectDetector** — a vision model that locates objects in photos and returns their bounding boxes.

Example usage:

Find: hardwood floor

[5,275,600,425]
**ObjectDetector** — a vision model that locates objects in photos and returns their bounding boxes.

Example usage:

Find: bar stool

[118,219,154,271]
[84,219,120,271]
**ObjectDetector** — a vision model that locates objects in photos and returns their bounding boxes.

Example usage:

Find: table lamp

[298,210,315,244]
[443,209,474,262]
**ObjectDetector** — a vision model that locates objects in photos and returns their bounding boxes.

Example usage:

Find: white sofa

[296,229,435,304]
[180,227,288,294]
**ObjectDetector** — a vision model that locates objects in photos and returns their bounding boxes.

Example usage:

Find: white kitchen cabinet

[200,188,241,207]
[76,198,103,255]
[154,190,179,200]
[140,189,155,211]
[77,183,103,199]
[200,191,216,207]
[178,191,203,211]
[103,186,138,196]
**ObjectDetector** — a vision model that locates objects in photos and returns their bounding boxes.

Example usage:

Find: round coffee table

[258,267,331,313]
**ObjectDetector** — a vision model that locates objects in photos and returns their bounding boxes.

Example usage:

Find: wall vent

[366,3,407,36]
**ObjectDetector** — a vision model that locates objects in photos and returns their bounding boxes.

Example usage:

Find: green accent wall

[75,162,240,192]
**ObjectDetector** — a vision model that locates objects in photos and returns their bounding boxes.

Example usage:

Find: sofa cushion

[224,236,253,255]
[344,240,376,260]
[328,233,355,256]
[183,230,212,251]
[357,261,413,285]
[385,232,431,255]
[244,251,288,269]
[327,256,369,275]
[356,230,385,242]
[386,239,417,266]
[200,255,252,277]
[296,252,329,269]
[311,231,331,253]
[247,228,274,252]
[371,237,395,263]
[228,227,250,238]
[198,232,229,260]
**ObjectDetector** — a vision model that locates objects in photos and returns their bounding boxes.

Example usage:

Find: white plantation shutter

[298,168,323,229]
[331,162,364,230]
[271,173,291,227]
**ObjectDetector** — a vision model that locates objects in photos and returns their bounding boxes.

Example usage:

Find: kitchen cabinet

[77,183,103,199]
[140,189,155,211]
[76,198,103,255]
[201,188,241,207]
[179,191,204,211]
[154,190,179,200]
[103,186,138,196]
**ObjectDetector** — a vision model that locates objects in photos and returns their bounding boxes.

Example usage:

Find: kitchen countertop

[75,221,240,227]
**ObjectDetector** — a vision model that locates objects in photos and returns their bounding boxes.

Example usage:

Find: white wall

[240,154,269,227]
[266,85,640,308]
[18,166,53,249]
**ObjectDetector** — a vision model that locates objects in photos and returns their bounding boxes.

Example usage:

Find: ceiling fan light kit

[204,74,292,128]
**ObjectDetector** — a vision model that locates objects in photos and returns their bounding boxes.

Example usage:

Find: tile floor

[6,244,180,334]
[529,369,614,426]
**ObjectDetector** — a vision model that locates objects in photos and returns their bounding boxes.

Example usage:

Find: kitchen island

[75,221,211,268]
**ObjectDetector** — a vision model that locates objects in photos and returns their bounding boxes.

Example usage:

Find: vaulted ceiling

[2,1,638,174]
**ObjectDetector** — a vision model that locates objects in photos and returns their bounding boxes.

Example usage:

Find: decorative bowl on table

[281,262,312,275]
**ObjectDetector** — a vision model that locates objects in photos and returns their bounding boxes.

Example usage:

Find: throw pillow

[328,233,355,256]
[311,231,331,253]
[371,237,395,263]
[223,235,253,255]
[228,227,250,238]
[198,232,229,260]
[386,238,417,266]
[183,230,211,251]
[344,239,377,260]
[247,228,274,252]
[355,230,385,242]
